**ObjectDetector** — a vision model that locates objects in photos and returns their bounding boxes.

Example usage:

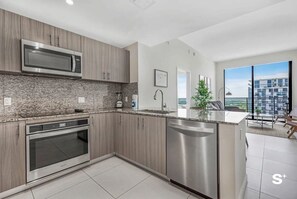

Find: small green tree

[192,80,213,109]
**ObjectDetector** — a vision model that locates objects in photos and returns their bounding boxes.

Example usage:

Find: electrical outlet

[4,97,12,106]
[78,97,85,104]
[125,96,128,102]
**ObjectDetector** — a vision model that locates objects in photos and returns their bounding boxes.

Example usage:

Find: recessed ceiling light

[66,0,74,6]
[130,0,155,9]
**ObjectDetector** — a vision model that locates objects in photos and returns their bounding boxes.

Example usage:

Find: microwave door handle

[72,55,76,72]
[28,126,89,140]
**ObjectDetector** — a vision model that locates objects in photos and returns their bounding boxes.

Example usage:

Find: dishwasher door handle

[168,124,214,137]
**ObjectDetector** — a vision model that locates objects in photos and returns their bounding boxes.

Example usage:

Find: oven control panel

[26,118,89,134]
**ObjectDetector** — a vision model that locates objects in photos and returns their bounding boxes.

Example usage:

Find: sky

[178,71,187,98]
[225,61,289,97]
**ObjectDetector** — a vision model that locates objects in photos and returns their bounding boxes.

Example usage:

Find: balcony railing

[225,97,289,116]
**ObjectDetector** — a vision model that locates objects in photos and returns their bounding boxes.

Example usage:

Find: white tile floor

[6,157,201,199]
[245,133,297,199]
[6,133,297,199]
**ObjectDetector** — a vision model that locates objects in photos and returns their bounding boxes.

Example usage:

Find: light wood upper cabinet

[0,121,26,192]
[90,113,115,160]
[98,42,109,81]
[82,37,99,80]
[82,36,130,83]
[108,46,130,83]
[21,17,81,51]
[116,48,130,83]
[54,28,81,51]
[0,8,128,80]
[82,37,108,81]
[0,9,21,73]
[21,16,55,45]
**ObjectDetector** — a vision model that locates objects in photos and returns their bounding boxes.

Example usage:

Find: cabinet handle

[240,128,242,140]
[119,115,121,125]
[107,72,110,80]
[103,72,106,79]
[50,34,52,45]
[137,117,140,129]
[57,36,60,47]
[17,123,20,138]
[142,118,144,130]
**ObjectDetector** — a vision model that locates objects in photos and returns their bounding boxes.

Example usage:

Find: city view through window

[177,70,188,109]
[225,61,290,116]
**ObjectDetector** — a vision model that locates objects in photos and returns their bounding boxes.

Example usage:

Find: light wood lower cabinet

[135,115,147,166]
[90,113,115,160]
[0,121,26,192]
[115,114,166,175]
[115,113,130,157]
[145,116,166,175]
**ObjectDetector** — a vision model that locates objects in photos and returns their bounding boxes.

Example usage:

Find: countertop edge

[0,109,248,125]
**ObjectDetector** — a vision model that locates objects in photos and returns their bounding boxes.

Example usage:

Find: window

[224,66,252,112]
[177,69,191,109]
[224,61,292,118]
[267,80,272,87]
[278,79,283,87]
[255,80,260,88]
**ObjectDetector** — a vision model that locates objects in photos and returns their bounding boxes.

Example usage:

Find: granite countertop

[0,108,249,125]
[119,109,249,125]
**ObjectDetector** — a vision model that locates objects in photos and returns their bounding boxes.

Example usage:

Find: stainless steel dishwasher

[167,119,218,199]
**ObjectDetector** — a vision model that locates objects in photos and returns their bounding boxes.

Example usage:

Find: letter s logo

[272,174,283,185]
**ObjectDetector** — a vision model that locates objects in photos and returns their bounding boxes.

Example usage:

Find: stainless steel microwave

[21,39,82,78]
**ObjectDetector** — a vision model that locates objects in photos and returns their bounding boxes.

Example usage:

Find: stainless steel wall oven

[26,118,90,182]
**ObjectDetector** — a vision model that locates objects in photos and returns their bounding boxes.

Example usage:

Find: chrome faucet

[154,89,166,111]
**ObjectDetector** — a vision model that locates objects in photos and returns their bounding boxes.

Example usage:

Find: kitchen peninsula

[0,108,248,199]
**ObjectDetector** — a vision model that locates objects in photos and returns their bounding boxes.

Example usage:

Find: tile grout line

[258,136,267,199]
[30,159,125,199]
[82,161,125,179]
[82,169,116,199]
[260,192,280,199]
[30,188,36,199]
[44,178,91,199]
[115,175,152,199]
[32,172,91,199]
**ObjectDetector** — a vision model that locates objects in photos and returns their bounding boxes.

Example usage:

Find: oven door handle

[28,126,89,140]
[72,55,76,72]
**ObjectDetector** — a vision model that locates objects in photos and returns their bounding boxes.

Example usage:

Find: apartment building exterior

[251,77,289,115]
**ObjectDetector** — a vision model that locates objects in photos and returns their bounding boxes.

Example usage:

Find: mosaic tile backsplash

[122,82,138,108]
[0,74,138,117]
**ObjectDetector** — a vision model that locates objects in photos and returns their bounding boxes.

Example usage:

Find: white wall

[138,39,216,110]
[216,49,297,107]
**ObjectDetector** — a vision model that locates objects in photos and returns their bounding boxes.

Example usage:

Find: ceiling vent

[130,0,156,9]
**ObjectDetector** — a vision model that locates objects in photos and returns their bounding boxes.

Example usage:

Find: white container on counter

[132,94,138,110]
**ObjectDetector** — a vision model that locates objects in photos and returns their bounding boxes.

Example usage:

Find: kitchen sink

[139,109,175,114]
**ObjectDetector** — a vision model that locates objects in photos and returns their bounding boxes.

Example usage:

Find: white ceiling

[0,0,283,50]
[180,0,297,62]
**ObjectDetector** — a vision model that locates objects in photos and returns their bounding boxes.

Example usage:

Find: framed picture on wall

[154,69,168,87]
